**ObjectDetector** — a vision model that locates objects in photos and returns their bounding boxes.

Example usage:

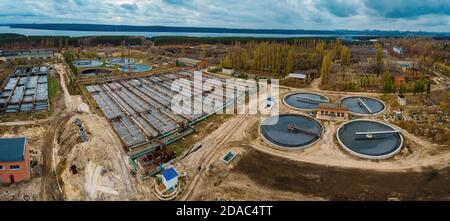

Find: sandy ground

[54,114,157,200]
[234,149,450,201]
[53,112,164,200]
[53,63,90,114]
[49,62,157,200]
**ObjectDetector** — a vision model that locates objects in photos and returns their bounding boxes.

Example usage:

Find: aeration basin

[260,114,323,150]
[73,60,102,68]
[340,96,385,116]
[81,69,112,77]
[284,92,330,111]
[337,120,403,159]
[118,64,152,73]
[107,58,135,66]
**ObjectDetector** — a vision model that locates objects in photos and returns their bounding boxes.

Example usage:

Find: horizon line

[2,23,449,35]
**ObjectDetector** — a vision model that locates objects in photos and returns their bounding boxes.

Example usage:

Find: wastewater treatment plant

[106,57,135,66]
[80,69,112,77]
[118,64,152,73]
[337,120,403,159]
[1,16,449,204]
[73,60,103,68]
[260,114,324,149]
[283,92,330,111]
[339,96,386,116]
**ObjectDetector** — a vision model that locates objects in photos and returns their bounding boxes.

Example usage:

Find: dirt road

[53,63,90,114]
[38,63,89,200]
[180,113,250,200]
[40,115,70,201]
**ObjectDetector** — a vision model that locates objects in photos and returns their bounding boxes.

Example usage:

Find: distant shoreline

[5,24,449,37]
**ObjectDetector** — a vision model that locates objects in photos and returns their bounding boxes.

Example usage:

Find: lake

[0,26,366,38]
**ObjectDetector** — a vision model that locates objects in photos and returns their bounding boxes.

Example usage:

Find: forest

[150,36,337,46]
[219,39,350,78]
[0,34,144,48]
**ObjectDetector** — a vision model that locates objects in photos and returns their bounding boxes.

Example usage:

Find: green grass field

[48,75,60,100]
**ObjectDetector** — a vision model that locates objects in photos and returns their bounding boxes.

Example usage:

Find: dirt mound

[57,119,84,157]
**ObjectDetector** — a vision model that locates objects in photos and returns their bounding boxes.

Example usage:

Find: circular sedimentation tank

[283,92,330,111]
[118,64,152,73]
[81,69,112,77]
[260,114,324,150]
[73,60,102,68]
[106,58,135,66]
[337,120,403,160]
[340,96,386,116]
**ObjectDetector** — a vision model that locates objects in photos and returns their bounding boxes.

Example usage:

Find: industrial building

[0,66,49,114]
[222,67,235,75]
[398,95,407,106]
[176,58,208,69]
[86,70,255,178]
[162,167,179,191]
[86,70,252,149]
[287,71,316,84]
[392,47,404,55]
[0,137,31,184]
[315,103,350,121]
[0,49,54,62]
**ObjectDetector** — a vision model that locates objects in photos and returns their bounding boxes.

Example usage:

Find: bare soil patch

[234,149,450,201]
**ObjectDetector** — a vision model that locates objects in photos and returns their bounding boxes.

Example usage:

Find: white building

[222,68,235,75]
[398,95,406,106]
[288,73,307,80]
[393,47,404,55]
[176,57,208,69]
[287,71,315,84]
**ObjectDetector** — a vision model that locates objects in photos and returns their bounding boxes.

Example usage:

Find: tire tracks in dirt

[40,114,72,201]
[181,113,249,200]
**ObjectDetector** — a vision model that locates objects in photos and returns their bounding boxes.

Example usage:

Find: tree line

[0,34,143,49]
[151,36,339,46]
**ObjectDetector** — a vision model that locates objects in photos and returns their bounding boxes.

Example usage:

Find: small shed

[162,167,179,190]
[176,58,208,69]
[393,47,404,55]
[287,71,315,84]
[222,68,235,75]
[398,95,406,106]
[316,103,350,121]
[288,73,307,80]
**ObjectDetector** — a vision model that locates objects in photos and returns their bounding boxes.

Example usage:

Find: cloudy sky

[0,0,449,32]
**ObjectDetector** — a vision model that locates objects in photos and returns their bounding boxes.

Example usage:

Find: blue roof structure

[0,137,27,162]
[162,167,179,181]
